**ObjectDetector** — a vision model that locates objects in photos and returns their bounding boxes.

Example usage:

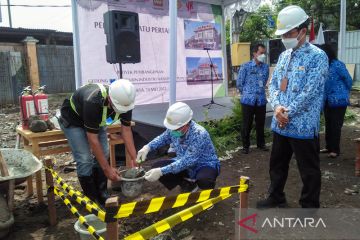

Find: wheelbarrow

[0,149,42,238]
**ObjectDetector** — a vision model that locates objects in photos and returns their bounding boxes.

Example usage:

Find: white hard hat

[164,102,193,130]
[275,5,309,36]
[109,79,136,113]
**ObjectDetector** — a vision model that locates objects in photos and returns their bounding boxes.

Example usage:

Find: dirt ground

[1,99,360,240]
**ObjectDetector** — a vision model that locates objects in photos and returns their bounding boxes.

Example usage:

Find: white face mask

[256,54,266,63]
[281,31,304,50]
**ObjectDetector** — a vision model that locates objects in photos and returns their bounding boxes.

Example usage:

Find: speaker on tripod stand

[104,10,141,77]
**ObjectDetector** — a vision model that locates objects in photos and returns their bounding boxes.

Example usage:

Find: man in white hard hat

[136,102,220,191]
[59,80,137,204]
[237,43,270,154]
[257,5,328,208]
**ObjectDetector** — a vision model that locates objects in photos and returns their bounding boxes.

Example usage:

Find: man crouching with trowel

[136,102,220,192]
[59,79,137,205]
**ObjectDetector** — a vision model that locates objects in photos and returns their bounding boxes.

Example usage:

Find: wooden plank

[44,156,57,226]
[39,139,68,147]
[40,147,71,156]
[0,152,16,211]
[106,197,119,240]
[0,151,9,177]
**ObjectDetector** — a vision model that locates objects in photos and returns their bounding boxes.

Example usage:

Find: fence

[0,51,27,106]
[37,45,75,94]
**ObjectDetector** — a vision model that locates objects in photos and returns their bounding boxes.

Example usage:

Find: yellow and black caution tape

[53,187,105,240]
[114,178,248,219]
[48,168,106,222]
[46,166,249,225]
[125,194,232,240]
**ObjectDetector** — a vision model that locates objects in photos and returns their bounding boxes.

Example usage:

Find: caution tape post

[105,197,120,240]
[44,157,57,226]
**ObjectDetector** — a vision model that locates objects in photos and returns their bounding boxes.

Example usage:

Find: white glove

[136,145,150,164]
[144,168,163,182]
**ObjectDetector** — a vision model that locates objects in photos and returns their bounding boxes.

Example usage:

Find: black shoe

[256,197,288,209]
[78,175,99,203]
[93,167,110,205]
[257,145,269,151]
[180,179,197,192]
[241,148,249,154]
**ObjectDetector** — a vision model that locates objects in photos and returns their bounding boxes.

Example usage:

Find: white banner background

[76,0,225,105]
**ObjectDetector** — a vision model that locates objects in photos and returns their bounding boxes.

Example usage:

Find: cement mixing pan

[0,149,43,191]
[117,168,145,198]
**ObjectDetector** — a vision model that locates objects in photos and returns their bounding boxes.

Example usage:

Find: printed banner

[75,0,225,105]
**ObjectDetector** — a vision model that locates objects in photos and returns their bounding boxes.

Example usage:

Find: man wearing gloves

[137,102,220,191]
[59,79,137,205]
[236,43,269,154]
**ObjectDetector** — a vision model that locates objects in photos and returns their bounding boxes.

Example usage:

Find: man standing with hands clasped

[237,43,270,154]
[256,5,328,208]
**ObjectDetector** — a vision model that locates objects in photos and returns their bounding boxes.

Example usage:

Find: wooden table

[16,124,132,203]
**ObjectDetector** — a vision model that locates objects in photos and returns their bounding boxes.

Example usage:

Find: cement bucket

[74,214,106,240]
[119,168,145,198]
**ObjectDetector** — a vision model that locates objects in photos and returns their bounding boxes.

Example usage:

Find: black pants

[241,103,266,149]
[269,133,321,208]
[152,160,218,190]
[324,105,347,155]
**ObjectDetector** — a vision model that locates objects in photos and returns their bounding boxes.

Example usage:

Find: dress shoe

[257,145,269,151]
[256,197,288,209]
[328,152,338,158]
[320,148,329,153]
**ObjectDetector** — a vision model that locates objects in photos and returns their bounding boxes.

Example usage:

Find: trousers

[241,103,266,148]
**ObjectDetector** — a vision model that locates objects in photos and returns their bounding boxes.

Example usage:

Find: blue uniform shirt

[324,59,352,107]
[147,121,220,178]
[269,42,329,139]
[236,60,269,106]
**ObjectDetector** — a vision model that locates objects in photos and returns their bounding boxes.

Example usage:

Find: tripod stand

[203,48,225,109]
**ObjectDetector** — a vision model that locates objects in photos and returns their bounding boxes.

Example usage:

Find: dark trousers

[269,133,321,208]
[152,160,218,190]
[324,105,347,155]
[241,103,266,149]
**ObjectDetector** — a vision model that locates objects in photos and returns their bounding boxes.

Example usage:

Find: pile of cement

[122,168,145,179]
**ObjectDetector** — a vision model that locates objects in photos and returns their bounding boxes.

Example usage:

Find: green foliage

[226,19,231,46]
[200,98,272,156]
[275,0,360,30]
[199,98,243,156]
[239,5,276,42]
[344,109,357,122]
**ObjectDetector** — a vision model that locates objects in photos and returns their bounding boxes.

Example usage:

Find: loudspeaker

[269,38,285,65]
[103,10,141,64]
[323,30,338,57]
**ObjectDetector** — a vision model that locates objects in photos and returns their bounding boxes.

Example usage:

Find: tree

[238,5,276,43]
[275,0,360,31]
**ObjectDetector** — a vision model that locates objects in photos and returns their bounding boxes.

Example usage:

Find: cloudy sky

[0,0,73,32]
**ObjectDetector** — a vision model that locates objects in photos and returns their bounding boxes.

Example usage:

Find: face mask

[170,130,184,138]
[281,31,303,50]
[256,54,266,63]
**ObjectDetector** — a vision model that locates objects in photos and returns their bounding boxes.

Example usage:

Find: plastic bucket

[74,214,106,240]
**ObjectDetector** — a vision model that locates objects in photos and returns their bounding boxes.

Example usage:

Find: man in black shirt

[59,79,137,204]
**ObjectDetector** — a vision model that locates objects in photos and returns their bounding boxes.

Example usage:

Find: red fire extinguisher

[19,86,36,129]
[33,85,49,121]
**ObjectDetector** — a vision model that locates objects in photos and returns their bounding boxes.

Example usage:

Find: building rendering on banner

[185,23,220,50]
